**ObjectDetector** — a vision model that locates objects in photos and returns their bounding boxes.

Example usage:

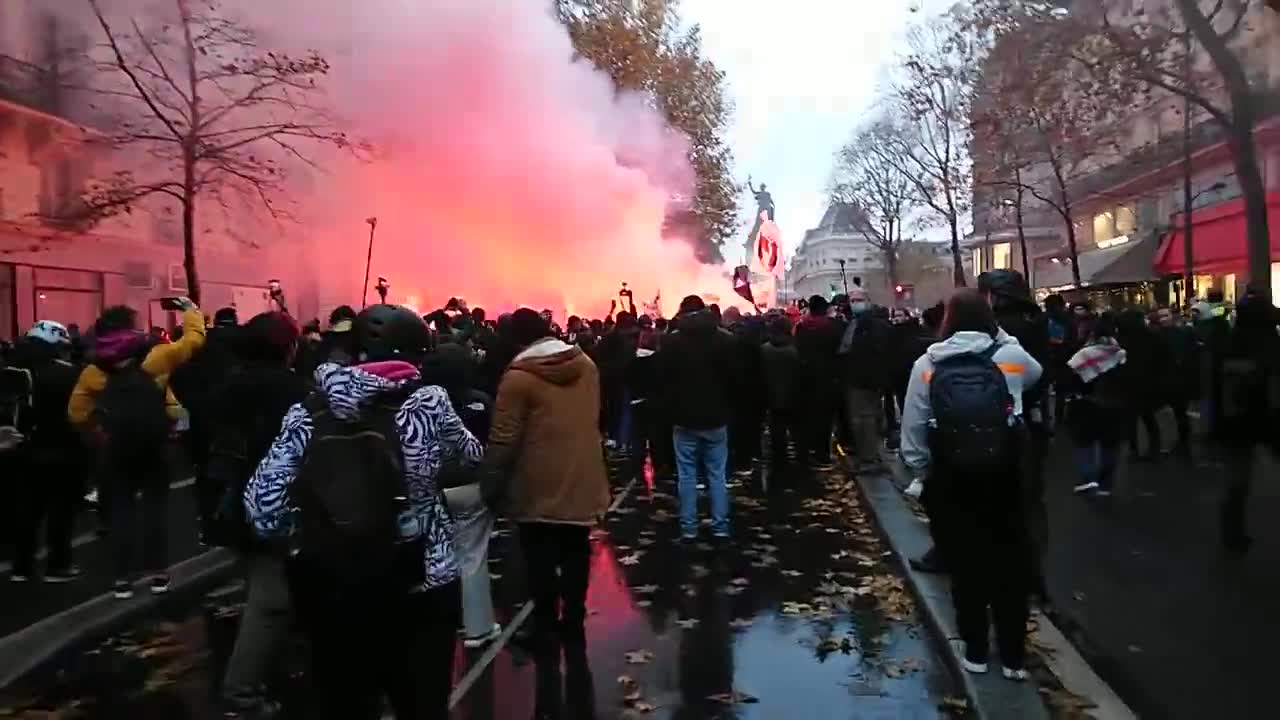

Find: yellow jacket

[68,307,207,428]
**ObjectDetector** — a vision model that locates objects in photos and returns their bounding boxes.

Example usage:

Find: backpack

[0,366,32,452]
[96,362,170,453]
[927,345,1016,472]
[289,388,424,591]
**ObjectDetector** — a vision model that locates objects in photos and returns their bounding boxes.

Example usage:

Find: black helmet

[977,269,1032,306]
[355,304,431,362]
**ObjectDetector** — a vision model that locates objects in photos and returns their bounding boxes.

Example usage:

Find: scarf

[1068,338,1127,384]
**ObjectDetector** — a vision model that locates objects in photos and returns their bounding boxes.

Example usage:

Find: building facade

[0,2,314,342]
[788,203,885,301]
[968,0,1280,308]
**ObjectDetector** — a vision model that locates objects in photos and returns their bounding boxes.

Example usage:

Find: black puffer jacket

[10,339,82,456]
[760,332,800,411]
[659,309,736,430]
[205,361,309,549]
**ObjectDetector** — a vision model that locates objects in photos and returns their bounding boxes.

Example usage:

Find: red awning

[1154,192,1280,276]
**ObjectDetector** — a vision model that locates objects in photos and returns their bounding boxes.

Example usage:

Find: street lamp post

[836,259,850,296]
[362,217,378,309]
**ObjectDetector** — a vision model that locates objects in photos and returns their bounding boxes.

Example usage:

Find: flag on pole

[754,212,781,275]
[732,265,754,304]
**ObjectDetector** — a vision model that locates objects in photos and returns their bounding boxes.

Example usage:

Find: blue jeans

[673,426,730,537]
[1073,441,1119,490]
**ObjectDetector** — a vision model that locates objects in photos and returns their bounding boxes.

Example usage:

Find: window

[1092,210,1114,243]
[1272,263,1280,308]
[1115,205,1137,235]
[1193,274,1214,301]
[992,243,1012,270]
[1224,274,1237,305]
[34,267,102,332]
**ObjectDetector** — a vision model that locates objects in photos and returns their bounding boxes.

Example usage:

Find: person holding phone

[68,296,206,598]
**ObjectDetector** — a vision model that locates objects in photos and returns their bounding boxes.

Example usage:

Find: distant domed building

[785,203,883,301]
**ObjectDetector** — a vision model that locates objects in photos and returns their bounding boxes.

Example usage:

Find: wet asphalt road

[0,461,962,719]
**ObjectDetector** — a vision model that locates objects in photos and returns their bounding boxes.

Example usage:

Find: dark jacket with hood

[795,313,844,388]
[760,330,800,411]
[659,309,737,430]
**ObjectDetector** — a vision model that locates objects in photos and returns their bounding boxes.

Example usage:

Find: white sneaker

[84,489,99,505]
[904,478,924,498]
[1002,666,1029,682]
[961,657,989,674]
[463,623,502,649]
[1073,481,1099,495]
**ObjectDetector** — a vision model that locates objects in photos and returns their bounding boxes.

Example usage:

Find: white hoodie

[899,330,1043,476]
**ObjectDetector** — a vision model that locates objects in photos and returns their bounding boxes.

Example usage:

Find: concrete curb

[0,548,237,690]
[848,460,1050,720]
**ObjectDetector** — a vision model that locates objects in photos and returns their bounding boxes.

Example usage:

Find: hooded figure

[899,289,1043,682]
[480,308,610,666]
[244,304,482,719]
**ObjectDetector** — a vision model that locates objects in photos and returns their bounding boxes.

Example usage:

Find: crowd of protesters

[1,269,1277,718]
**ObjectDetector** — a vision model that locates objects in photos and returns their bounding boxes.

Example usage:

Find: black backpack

[928,345,1015,471]
[96,362,170,453]
[289,388,424,591]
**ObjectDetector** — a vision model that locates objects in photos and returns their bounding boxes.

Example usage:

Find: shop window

[35,289,101,331]
[1193,274,1214,301]
[1092,210,1114,244]
[992,243,1012,270]
[1115,204,1137,235]
[1272,263,1280,308]
[1224,274,1237,304]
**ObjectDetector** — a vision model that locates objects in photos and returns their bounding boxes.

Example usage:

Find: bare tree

[974,0,1274,289]
[830,118,916,291]
[890,19,976,287]
[77,0,354,303]
[974,22,1129,287]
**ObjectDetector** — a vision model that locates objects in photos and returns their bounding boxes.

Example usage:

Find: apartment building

[0,1,305,341]
[968,0,1280,307]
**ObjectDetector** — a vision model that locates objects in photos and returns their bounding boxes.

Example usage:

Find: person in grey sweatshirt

[899,289,1043,682]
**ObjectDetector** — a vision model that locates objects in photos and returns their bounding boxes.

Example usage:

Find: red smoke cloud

[244,0,737,318]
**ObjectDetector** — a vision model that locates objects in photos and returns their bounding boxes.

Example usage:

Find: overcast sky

[682,0,940,263]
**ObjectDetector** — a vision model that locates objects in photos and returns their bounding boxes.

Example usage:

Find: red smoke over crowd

[242,0,737,318]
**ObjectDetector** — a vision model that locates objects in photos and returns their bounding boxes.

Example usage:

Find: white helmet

[27,320,72,346]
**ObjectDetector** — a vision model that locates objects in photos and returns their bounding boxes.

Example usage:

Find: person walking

[9,321,86,583]
[245,305,481,719]
[900,289,1042,680]
[1210,287,1279,552]
[479,308,610,720]
[424,342,502,648]
[760,314,803,479]
[1066,313,1132,497]
[69,299,206,598]
[837,294,892,474]
[795,296,843,470]
[659,296,737,541]
[207,312,309,719]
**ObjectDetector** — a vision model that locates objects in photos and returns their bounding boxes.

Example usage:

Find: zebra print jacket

[243,361,483,589]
